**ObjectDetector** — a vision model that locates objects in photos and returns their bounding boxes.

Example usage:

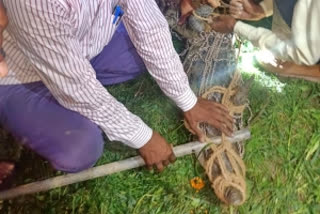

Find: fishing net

[156,0,252,205]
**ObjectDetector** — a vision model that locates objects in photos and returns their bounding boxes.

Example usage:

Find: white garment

[235,0,320,65]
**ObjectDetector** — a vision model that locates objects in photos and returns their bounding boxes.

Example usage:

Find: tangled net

[157,0,253,206]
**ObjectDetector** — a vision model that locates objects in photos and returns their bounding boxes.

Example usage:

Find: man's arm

[5,1,152,149]
[234,0,320,65]
[121,0,233,139]
[230,0,273,21]
[212,0,320,66]
[121,0,197,112]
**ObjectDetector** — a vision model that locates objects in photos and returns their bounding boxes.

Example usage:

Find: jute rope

[187,2,247,205]
[202,71,247,205]
[192,10,220,23]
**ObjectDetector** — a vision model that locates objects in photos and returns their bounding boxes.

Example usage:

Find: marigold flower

[190,177,205,192]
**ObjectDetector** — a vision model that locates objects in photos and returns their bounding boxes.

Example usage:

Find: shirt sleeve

[6,0,152,149]
[234,0,320,65]
[120,0,198,112]
[259,0,273,17]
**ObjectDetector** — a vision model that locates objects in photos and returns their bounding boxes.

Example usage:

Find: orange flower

[190,177,205,192]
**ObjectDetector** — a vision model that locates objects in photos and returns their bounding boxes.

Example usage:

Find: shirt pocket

[105,13,123,43]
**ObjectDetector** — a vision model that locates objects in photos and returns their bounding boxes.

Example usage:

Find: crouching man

[0,0,233,185]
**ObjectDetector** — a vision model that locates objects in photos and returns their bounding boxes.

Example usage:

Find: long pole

[0,129,250,200]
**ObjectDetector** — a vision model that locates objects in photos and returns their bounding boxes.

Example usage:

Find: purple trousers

[0,23,146,172]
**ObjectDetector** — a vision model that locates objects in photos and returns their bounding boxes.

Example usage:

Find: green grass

[2,40,320,213]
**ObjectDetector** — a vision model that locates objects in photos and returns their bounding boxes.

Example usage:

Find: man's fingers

[211,103,234,125]
[214,109,233,128]
[206,114,233,136]
[207,107,232,125]
[230,0,243,7]
[178,12,192,25]
[230,1,243,18]
[232,2,243,9]
[208,104,229,117]
[212,102,230,113]
[207,0,221,8]
[193,99,234,136]
[180,0,194,25]
[230,7,242,18]
[185,120,196,134]
[169,153,177,163]
[155,162,164,172]
[207,106,231,123]
[163,159,170,167]
[230,4,243,12]
[219,120,233,136]
[190,122,206,142]
[221,124,233,136]
[209,120,232,136]
[220,114,234,133]
[201,99,228,114]
[146,165,153,171]
[202,100,229,114]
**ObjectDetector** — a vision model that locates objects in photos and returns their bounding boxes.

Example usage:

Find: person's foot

[256,53,320,83]
[0,161,14,185]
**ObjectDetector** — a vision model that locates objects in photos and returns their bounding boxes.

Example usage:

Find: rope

[202,70,247,206]
[197,20,247,203]
[192,10,220,23]
[220,1,230,8]
[163,0,248,205]
[186,8,248,202]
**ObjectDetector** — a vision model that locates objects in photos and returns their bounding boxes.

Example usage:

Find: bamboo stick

[0,129,250,200]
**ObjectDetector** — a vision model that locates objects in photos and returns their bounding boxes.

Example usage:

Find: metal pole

[0,129,250,200]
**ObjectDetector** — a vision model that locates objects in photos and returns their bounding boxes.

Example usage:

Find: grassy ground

[1,20,320,213]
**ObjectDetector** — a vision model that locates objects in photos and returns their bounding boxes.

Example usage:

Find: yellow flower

[190,177,205,192]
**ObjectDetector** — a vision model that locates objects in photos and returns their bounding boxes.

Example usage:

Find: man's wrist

[230,19,237,32]
[130,122,153,149]
[174,87,198,112]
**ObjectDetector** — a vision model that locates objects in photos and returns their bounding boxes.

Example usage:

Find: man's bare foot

[0,161,14,184]
[256,52,320,83]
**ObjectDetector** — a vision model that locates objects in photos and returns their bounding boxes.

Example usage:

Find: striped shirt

[1,0,197,148]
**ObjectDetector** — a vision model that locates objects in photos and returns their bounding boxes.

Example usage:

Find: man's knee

[51,125,104,173]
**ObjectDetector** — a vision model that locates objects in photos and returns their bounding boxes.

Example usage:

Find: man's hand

[207,0,221,8]
[230,0,265,20]
[179,0,194,25]
[210,15,237,33]
[184,98,233,142]
[0,2,8,78]
[139,131,176,172]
